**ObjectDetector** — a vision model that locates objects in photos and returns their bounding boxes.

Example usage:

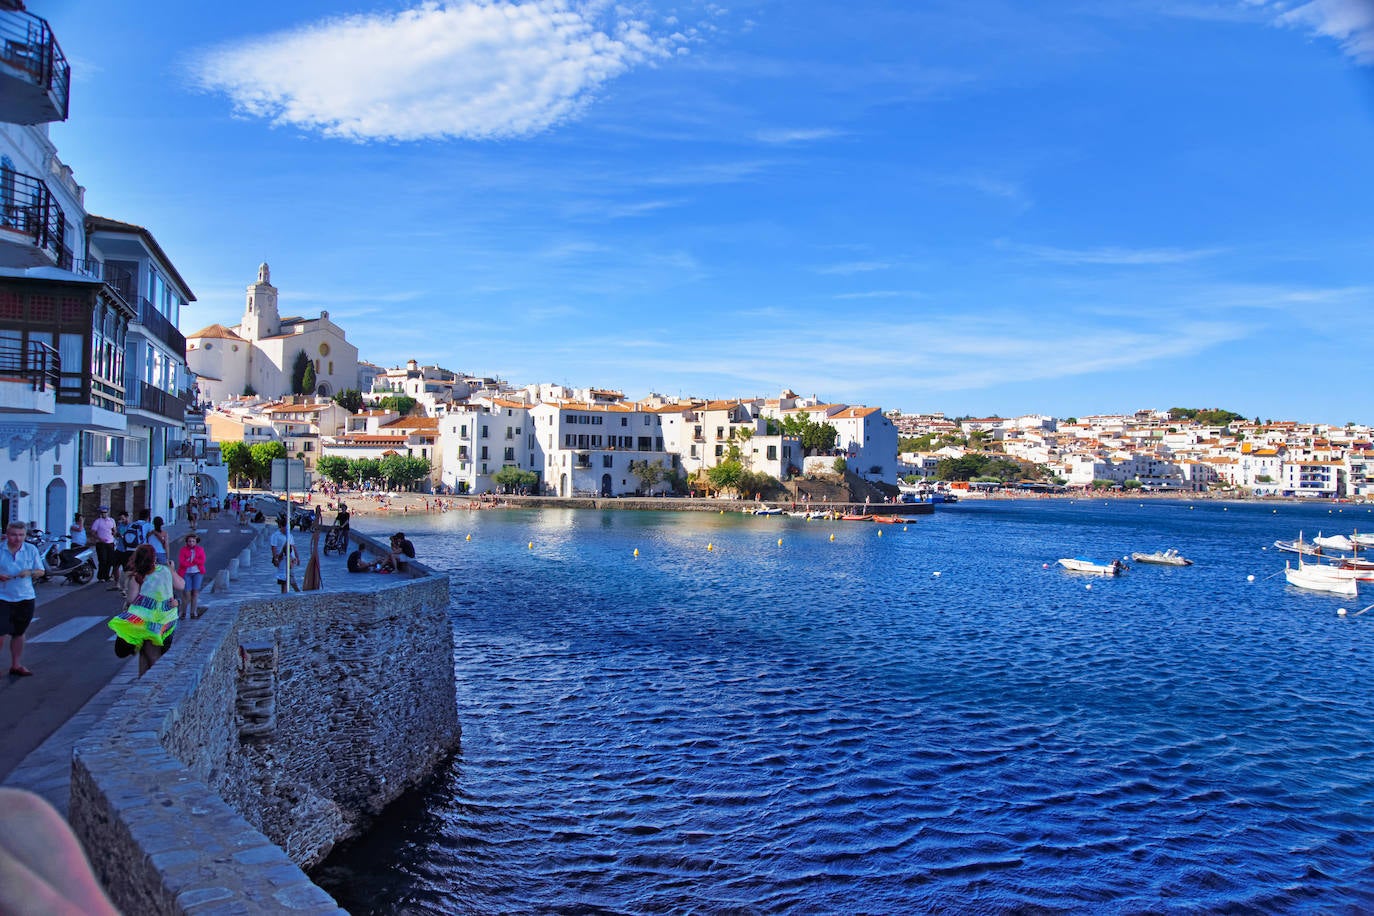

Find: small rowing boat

[1131,549,1193,567]
[1057,558,1124,575]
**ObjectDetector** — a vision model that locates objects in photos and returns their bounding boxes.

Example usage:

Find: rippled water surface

[316,500,1374,914]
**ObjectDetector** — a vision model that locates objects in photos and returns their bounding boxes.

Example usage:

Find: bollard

[227,557,240,580]
[238,547,252,569]
[211,569,230,593]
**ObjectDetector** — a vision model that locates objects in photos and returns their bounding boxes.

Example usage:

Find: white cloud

[753,127,844,144]
[1274,0,1374,64]
[1243,0,1374,63]
[813,260,893,275]
[191,1,681,141]
[1010,243,1225,265]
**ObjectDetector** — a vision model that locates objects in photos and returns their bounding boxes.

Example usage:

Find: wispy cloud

[1009,243,1225,265]
[813,260,893,275]
[833,290,925,300]
[753,127,845,144]
[1270,0,1374,64]
[189,1,683,141]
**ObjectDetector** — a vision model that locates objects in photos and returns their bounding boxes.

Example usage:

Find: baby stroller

[323,523,350,555]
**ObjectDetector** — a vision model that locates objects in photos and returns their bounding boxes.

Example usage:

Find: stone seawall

[68,543,459,914]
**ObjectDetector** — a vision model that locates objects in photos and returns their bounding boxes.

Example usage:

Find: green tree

[221,441,254,487]
[630,459,668,495]
[290,350,311,395]
[301,361,316,395]
[707,459,744,494]
[379,453,431,490]
[833,456,847,474]
[333,389,364,412]
[350,458,382,487]
[249,440,287,486]
[1123,479,1143,490]
[1091,479,1116,490]
[242,384,256,397]
[491,465,537,492]
[898,434,935,452]
[379,395,417,415]
[315,455,351,485]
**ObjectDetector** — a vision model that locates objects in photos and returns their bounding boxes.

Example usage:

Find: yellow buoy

[829,533,835,542]
[878,530,883,537]
[465,534,471,541]
[777,538,783,547]
[707,543,714,551]
[528,541,533,550]
[633,548,639,557]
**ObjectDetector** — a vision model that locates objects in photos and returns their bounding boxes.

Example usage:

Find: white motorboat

[1131,549,1193,566]
[1353,533,1374,549]
[1058,558,1124,575]
[1285,562,1358,597]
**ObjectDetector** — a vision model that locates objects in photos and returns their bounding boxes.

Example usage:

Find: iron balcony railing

[0,167,62,259]
[0,7,70,122]
[126,379,188,422]
[0,337,58,392]
[133,295,186,357]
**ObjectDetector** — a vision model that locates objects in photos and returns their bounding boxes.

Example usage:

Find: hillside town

[1,0,1369,544]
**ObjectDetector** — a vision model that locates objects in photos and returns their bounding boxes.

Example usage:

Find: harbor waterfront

[320,499,1374,913]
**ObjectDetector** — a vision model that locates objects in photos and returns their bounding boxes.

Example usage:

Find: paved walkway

[0,508,381,817]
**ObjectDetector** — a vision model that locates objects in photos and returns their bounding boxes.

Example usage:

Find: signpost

[267,458,306,587]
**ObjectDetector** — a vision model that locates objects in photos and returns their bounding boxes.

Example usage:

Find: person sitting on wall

[388,532,415,573]
[346,547,373,573]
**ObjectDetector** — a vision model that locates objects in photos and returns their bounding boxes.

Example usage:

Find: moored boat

[871,515,903,524]
[1131,549,1193,566]
[1313,533,1355,552]
[1058,558,1124,575]
[1285,562,1358,597]
[1274,538,1323,556]
[840,514,874,521]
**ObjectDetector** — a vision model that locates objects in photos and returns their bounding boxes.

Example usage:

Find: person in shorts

[0,522,45,676]
[175,532,207,620]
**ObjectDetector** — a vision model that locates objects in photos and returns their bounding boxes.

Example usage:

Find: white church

[186,263,360,404]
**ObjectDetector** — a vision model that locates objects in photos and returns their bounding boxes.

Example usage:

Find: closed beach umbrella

[303,527,322,591]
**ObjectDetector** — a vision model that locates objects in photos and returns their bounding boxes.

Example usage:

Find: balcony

[0,168,63,261]
[0,7,70,124]
[126,380,187,426]
[0,336,57,414]
[129,294,187,357]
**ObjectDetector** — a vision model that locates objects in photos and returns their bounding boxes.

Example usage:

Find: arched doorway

[600,473,612,497]
[559,473,568,497]
[45,478,67,536]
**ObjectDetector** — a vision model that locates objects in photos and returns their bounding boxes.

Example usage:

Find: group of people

[346,532,415,575]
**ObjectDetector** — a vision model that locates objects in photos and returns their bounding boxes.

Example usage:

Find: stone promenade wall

[68,549,458,914]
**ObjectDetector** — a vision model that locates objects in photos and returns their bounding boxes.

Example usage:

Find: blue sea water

[316,499,1374,914]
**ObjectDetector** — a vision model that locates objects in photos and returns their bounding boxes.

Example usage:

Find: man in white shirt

[269,518,299,593]
[0,522,46,676]
[90,506,117,583]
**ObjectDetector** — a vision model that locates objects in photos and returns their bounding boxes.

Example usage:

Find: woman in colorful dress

[110,544,183,676]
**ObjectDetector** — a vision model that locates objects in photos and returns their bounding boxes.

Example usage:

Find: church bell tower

[240,262,280,340]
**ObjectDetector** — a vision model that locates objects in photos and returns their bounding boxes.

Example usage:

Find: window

[767,445,777,460]
[319,342,330,356]
[621,417,628,426]
[603,455,613,468]
[504,447,515,461]
[481,425,489,438]
[481,446,489,460]
[715,445,723,457]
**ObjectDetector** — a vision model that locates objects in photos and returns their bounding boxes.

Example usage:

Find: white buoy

[1247,575,1255,582]
[1338,608,1348,616]
[933,571,941,577]
[1085,584,1092,590]
[1042,563,1049,569]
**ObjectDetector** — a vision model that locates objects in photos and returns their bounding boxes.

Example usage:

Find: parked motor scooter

[38,535,96,586]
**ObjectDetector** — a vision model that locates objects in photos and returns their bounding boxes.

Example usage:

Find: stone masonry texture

[68,542,459,914]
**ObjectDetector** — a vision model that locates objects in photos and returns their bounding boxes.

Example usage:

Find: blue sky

[41,0,1374,422]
